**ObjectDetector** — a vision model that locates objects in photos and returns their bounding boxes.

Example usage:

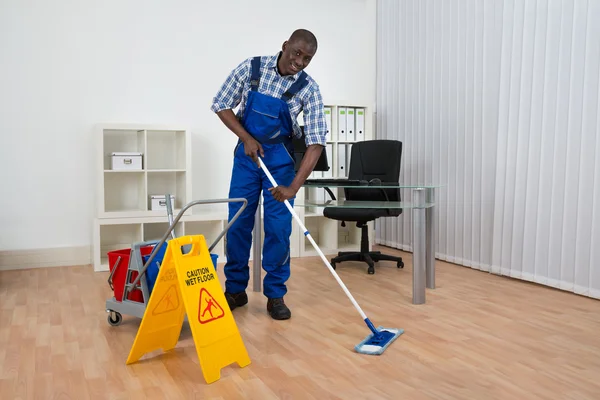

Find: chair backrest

[344,140,403,203]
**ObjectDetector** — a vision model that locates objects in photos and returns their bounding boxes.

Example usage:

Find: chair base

[331,250,404,275]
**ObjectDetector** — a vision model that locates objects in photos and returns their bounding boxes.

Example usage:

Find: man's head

[278,29,318,76]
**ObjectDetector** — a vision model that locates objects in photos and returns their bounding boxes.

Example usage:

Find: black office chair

[323,140,404,274]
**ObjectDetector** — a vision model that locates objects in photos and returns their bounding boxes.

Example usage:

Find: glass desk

[251,182,444,305]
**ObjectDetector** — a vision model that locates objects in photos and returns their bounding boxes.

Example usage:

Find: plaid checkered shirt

[211,52,327,147]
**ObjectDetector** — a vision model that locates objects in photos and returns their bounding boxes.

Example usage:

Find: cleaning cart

[105,195,247,326]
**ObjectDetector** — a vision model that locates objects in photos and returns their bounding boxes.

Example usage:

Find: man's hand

[243,137,264,166]
[286,143,323,192]
[265,144,323,203]
[268,185,296,202]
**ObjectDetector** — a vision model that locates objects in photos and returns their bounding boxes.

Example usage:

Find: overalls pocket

[243,91,287,140]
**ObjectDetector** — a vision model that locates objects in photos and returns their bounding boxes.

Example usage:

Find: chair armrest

[324,187,336,200]
[367,178,391,202]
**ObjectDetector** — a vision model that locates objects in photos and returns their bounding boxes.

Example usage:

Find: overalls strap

[241,55,308,146]
[250,56,261,91]
[281,71,308,101]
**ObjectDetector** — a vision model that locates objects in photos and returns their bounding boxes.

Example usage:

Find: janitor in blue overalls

[210,29,328,320]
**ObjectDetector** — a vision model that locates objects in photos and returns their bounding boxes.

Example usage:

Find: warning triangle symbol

[152,284,180,316]
[198,288,225,324]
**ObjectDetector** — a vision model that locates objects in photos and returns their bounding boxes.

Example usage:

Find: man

[210,29,327,320]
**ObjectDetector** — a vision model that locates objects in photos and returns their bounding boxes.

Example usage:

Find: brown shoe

[267,298,291,320]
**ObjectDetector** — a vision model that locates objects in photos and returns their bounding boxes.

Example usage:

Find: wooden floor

[1,245,600,399]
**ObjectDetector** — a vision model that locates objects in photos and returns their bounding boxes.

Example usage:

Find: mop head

[354,326,404,355]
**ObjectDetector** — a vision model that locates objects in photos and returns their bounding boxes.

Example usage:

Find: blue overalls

[224,56,308,299]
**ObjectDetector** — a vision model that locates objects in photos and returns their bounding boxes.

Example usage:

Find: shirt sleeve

[210,58,250,113]
[302,84,327,147]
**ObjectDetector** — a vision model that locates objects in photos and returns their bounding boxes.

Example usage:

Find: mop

[258,158,404,355]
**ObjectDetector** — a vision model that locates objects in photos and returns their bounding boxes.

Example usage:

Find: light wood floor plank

[1,245,600,399]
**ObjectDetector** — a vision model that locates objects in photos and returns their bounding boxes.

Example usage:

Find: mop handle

[258,158,368,322]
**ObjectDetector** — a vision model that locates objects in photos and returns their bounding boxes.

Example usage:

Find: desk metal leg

[412,188,426,304]
[252,197,262,292]
[426,188,436,289]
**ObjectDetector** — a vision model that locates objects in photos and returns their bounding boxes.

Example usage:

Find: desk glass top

[298,181,442,209]
[294,199,434,209]
[302,180,445,189]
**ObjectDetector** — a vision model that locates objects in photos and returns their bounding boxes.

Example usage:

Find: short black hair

[288,29,318,50]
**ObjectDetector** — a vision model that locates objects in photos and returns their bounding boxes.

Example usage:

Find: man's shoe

[224,291,248,311]
[267,298,291,320]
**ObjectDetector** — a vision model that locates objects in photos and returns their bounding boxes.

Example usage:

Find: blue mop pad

[354,319,404,355]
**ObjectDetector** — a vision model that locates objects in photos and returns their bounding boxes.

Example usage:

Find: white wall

[0,0,376,252]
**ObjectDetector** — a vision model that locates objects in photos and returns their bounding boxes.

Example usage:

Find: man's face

[279,39,316,76]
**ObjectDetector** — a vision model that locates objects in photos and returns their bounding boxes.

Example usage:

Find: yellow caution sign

[126,235,251,384]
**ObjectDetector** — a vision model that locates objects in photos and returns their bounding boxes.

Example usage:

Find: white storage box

[111,152,143,170]
[150,194,176,211]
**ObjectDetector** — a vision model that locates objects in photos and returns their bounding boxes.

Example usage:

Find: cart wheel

[107,311,122,326]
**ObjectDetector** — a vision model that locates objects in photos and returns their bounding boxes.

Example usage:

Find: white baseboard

[0,246,92,271]
[375,238,412,252]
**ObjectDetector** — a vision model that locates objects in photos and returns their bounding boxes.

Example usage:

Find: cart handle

[107,256,122,290]
[126,197,247,291]
[165,193,177,240]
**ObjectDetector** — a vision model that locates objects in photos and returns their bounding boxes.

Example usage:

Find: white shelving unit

[92,106,374,272]
[96,124,192,218]
[92,212,228,272]
[93,124,196,271]
[298,103,375,258]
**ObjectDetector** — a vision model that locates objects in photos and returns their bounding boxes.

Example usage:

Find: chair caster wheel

[398,260,404,268]
[331,262,336,270]
[107,311,122,326]
[367,266,375,274]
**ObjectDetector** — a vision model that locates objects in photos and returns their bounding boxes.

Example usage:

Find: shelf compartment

[104,171,146,213]
[337,221,364,250]
[302,215,338,256]
[143,222,184,242]
[184,220,226,258]
[146,130,187,170]
[103,129,145,170]
[99,223,143,267]
[146,171,187,211]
